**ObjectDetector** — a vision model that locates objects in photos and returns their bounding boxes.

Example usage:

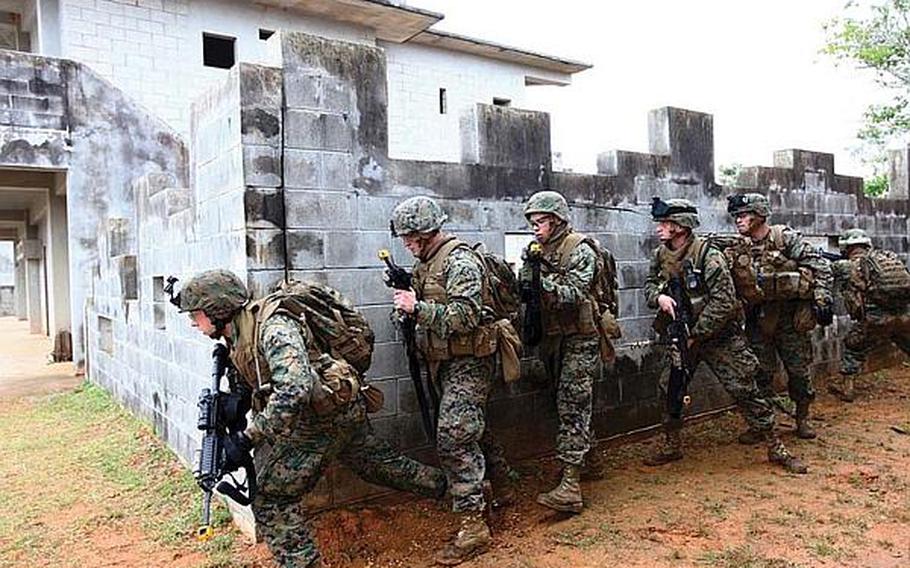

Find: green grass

[0,382,242,567]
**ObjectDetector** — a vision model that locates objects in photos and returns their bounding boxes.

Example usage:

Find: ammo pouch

[493,318,522,383]
[758,268,814,301]
[309,354,360,415]
[416,322,498,362]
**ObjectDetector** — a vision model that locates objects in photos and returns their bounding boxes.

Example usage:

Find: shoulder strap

[555,232,587,267]
[426,237,469,276]
[769,225,787,249]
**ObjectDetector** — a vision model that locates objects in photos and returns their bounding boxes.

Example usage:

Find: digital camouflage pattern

[838,243,910,378]
[728,192,772,218]
[411,236,496,514]
[234,313,445,567]
[523,190,570,222]
[391,195,448,235]
[651,197,700,229]
[519,192,601,468]
[177,269,249,320]
[838,228,872,251]
[745,226,833,403]
[645,235,775,433]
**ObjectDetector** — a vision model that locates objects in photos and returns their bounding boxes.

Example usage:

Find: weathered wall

[0,285,13,317]
[234,32,909,507]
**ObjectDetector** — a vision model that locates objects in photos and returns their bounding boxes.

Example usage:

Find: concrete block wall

[223,33,910,511]
[0,285,13,316]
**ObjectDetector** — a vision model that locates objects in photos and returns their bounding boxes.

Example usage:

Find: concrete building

[1,0,908,532]
[0,0,588,364]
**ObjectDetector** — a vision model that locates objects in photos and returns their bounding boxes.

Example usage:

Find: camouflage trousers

[659,331,775,433]
[841,309,910,376]
[543,333,601,466]
[435,355,493,513]
[252,399,446,568]
[747,302,816,403]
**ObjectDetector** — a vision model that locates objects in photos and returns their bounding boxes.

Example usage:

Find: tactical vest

[229,292,367,415]
[411,236,499,362]
[538,231,600,337]
[655,236,713,322]
[750,225,814,302]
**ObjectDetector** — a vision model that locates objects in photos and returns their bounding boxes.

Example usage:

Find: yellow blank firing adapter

[378,249,391,260]
[683,395,692,406]
[197,525,214,542]
[530,242,542,253]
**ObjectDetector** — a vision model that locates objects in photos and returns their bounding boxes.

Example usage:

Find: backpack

[470,243,521,321]
[266,279,375,375]
[861,249,910,308]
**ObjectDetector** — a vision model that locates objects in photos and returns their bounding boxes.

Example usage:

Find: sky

[411,0,886,178]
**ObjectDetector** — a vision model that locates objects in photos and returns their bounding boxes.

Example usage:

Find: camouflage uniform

[643,199,805,473]
[178,270,445,568]
[391,196,499,565]
[519,191,603,513]
[833,229,910,400]
[728,193,833,439]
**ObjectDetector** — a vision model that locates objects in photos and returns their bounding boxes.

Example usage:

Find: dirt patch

[2,322,908,568]
[310,364,910,568]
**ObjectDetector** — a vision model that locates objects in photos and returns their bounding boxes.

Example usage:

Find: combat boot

[828,375,855,403]
[580,446,606,481]
[795,400,817,439]
[487,465,519,509]
[434,512,492,566]
[767,434,808,474]
[536,464,583,513]
[737,428,765,445]
[643,421,683,466]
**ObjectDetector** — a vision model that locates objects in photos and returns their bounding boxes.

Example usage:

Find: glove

[223,431,253,471]
[813,299,834,327]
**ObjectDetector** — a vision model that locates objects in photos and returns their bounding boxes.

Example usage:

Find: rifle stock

[378,249,438,441]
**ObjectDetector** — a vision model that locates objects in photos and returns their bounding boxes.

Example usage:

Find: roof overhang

[409,29,592,78]
[253,0,442,42]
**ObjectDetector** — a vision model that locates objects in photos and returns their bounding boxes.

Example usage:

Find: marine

[518,190,617,514]
[388,196,513,565]
[830,228,910,401]
[176,270,446,568]
[727,193,834,443]
[643,197,807,474]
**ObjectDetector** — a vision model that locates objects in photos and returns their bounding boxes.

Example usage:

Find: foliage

[865,172,891,196]
[823,0,910,195]
[717,163,743,187]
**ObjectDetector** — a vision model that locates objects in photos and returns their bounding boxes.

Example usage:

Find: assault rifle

[194,343,256,541]
[521,242,544,347]
[664,274,694,419]
[820,250,844,262]
[378,249,439,441]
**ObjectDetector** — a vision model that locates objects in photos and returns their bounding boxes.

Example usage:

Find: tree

[823,0,910,194]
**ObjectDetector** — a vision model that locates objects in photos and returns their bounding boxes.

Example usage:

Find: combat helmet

[727,193,771,218]
[650,197,700,229]
[838,228,872,252]
[391,196,448,236]
[524,191,570,223]
[176,269,249,322]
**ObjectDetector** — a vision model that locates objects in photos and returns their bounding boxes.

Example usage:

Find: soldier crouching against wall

[643,198,807,474]
[519,190,614,514]
[726,194,834,442]
[175,270,447,568]
[831,228,910,401]
[388,196,523,565]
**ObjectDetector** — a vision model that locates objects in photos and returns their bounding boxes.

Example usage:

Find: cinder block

[246,229,285,270]
[324,231,390,269]
[285,230,325,270]
[284,149,322,189]
[285,190,356,229]
[284,109,353,152]
[366,341,408,380]
[243,145,281,188]
[284,72,353,113]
